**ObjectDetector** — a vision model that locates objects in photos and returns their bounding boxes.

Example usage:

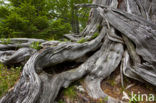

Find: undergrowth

[30,41,41,50]
[0,63,21,97]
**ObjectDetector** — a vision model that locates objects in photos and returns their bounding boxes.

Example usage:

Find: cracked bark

[0,0,156,103]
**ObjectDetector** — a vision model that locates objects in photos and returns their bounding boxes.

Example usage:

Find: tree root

[0,0,156,103]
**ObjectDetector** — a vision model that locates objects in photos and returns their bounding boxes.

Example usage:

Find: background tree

[0,0,156,103]
[0,0,91,39]
[47,0,91,33]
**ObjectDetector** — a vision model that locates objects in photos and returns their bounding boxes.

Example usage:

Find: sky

[2,0,10,4]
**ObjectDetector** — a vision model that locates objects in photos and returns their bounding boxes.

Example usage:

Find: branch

[74,3,109,9]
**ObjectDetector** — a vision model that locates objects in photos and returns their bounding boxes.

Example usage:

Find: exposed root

[0,0,156,103]
[0,48,36,65]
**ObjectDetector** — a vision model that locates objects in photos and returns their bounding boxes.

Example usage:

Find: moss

[77,38,87,43]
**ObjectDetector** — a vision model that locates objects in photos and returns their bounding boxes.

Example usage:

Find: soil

[57,68,156,103]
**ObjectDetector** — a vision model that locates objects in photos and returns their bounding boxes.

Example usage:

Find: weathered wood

[0,38,45,50]
[120,51,144,83]
[98,0,156,86]
[151,0,156,23]
[79,0,104,37]
[98,7,156,64]
[0,38,44,65]
[84,36,123,99]
[0,48,36,65]
[0,29,106,103]
[0,0,156,103]
[64,34,80,42]
[83,1,124,102]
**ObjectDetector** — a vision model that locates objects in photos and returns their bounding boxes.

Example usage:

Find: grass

[63,86,76,99]
[30,41,41,50]
[107,79,116,87]
[58,85,76,102]
[77,32,99,43]
[90,32,99,40]
[0,38,11,45]
[129,94,139,103]
[77,38,87,43]
[99,96,108,103]
[0,63,21,97]
[58,99,65,103]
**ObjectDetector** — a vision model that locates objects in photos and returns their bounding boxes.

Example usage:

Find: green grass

[58,99,65,103]
[99,96,108,103]
[129,93,140,103]
[0,38,11,45]
[77,38,87,43]
[90,32,99,40]
[63,86,76,99]
[76,32,99,43]
[0,63,21,97]
[30,41,41,50]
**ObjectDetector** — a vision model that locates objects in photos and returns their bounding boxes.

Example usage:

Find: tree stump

[0,0,156,103]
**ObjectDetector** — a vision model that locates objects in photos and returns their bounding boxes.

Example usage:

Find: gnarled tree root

[1,0,156,103]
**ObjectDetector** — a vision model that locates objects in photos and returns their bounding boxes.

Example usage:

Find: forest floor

[0,65,156,103]
[0,64,21,98]
[56,68,156,103]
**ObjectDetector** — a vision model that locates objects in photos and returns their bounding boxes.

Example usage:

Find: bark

[79,0,104,37]
[0,38,45,50]
[0,30,106,103]
[64,34,80,42]
[0,0,156,103]
[84,35,123,99]
[98,1,156,85]
[0,48,36,65]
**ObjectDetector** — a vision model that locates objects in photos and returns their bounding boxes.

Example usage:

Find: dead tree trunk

[0,0,156,103]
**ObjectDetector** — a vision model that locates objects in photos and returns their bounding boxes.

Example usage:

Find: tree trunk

[0,0,156,103]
